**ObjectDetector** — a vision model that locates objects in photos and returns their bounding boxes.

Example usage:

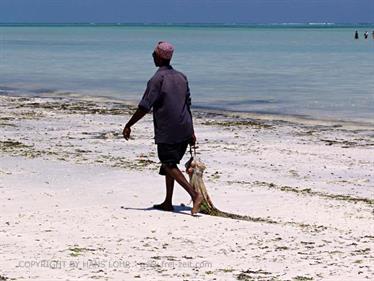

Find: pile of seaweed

[185,148,277,224]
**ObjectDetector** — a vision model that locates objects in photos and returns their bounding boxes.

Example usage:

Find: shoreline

[1,90,374,131]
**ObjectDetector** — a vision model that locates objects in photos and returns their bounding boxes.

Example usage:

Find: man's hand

[123,126,131,140]
[122,107,147,141]
[190,133,196,146]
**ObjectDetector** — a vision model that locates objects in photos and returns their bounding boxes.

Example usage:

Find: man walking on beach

[123,41,202,215]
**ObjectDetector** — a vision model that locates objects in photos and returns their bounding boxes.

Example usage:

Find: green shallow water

[0,24,373,124]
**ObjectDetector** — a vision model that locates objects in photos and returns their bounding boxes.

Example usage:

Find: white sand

[0,95,373,281]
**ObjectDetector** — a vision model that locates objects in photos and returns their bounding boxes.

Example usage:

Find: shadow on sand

[120,204,201,217]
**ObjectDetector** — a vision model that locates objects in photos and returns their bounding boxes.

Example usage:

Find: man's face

[152,51,161,67]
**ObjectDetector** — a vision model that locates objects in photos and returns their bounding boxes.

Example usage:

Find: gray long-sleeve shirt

[138,65,194,144]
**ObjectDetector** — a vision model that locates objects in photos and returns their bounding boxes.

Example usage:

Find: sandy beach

[0,94,373,281]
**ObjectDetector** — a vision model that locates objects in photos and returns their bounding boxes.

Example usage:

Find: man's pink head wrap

[154,41,174,60]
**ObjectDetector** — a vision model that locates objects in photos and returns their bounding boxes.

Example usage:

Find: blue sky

[0,0,372,24]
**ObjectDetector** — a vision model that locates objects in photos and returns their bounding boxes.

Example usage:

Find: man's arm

[122,107,147,140]
[123,75,162,140]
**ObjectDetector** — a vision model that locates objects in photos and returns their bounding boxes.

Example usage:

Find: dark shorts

[157,140,190,176]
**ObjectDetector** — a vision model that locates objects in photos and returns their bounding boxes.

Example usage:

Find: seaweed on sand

[0,140,31,151]
[185,150,277,224]
[202,119,272,129]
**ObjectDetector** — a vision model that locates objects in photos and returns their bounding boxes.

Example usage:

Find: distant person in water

[372,31,374,39]
[355,30,359,39]
[123,41,202,215]
[364,31,369,39]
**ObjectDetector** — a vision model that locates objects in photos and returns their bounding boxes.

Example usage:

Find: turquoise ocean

[0,24,373,125]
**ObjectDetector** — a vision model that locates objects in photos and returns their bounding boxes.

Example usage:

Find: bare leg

[153,174,175,211]
[162,164,202,215]
[165,174,174,205]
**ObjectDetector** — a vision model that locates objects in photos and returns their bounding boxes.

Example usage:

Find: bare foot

[153,203,174,212]
[191,193,203,216]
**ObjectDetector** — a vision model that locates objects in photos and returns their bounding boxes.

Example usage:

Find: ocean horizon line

[1,22,374,28]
